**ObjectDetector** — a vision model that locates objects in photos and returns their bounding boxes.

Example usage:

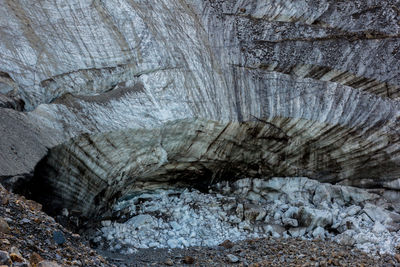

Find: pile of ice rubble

[93,177,400,255]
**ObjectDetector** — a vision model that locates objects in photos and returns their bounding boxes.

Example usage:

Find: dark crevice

[0,71,12,79]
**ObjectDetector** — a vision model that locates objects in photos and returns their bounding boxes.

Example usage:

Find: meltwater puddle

[92,177,400,256]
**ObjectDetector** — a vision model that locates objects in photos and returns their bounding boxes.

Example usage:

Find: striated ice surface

[94,177,400,256]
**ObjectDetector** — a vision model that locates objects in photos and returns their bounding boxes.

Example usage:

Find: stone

[263,225,280,238]
[298,207,333,230]
[61,208,69,217]
[10,253,25,263]
[244,205,265,221]
[386,221,400,232]
[246,192,263,203]
[282,206,299,227]
[372,222,386,234]
[219,240,234,249]
[0,239,10,245]
[288,227,306,238]
[284,207,299,218]
[395,254,400,263]
[363,204,390,224]
[30,252,43,266]
[182,256,195,264]
[227,254,240,263]
[71,260,82,266]
[345,205,362,217]
[312,226,325,239]
[164,259,174,266]
[167,239,179,249]
[101,220,111,227]
[0,218,10,234]
[236,204,244,220]
[337,217,359,233]
[336,230,356,247]
[10,247,22,258]
[1,195,9,206]
[282,218,298,228]
[52,231,66,245]
[20,218,31,224]
[0,251,11,266]
[127,215,153,228]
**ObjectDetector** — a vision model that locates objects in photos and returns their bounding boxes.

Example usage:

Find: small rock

[101,220,111,227]
[26,199,42,211]
[0,239,10,245]
[61,208,69,217]
[334,231,355,246]
[167,239,179,248]
[182,256,195,264]
[164,259,174,266]
[345,205,361,216]
[20,218,31,224]
[128,214,153,227]
[244,205,263,221]
[298,206,333,230]
[0,251,11,265]
[0,218,10,234]
[236,204,244,220]
[395,254,400,263]
[288,227,306,238]
[30,252,43,265]
[10,247,22,257]
[53,231,66,245]
[263,225,280,238]
[71,260,82,266]
[312,226,325,239]
[372,221,386,234]
[72,233,80,239]
[10,253,25,263]
[227,254,239,263]
[282,217,298,227]
[1,195,9,205]
[362,204,388,224]
[219,240,234,249]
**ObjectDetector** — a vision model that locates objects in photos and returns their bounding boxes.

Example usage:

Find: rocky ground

[0,183,112,267]
[100,237,400,267]
[1,181,400,267]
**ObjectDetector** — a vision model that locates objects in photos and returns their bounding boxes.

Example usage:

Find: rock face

[0,0,399,216]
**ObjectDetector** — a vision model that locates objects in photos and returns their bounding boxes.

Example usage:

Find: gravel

[0,183,112,266]
[99,237,400,266]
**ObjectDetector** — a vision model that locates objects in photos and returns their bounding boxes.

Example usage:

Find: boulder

[298,206,333,230]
